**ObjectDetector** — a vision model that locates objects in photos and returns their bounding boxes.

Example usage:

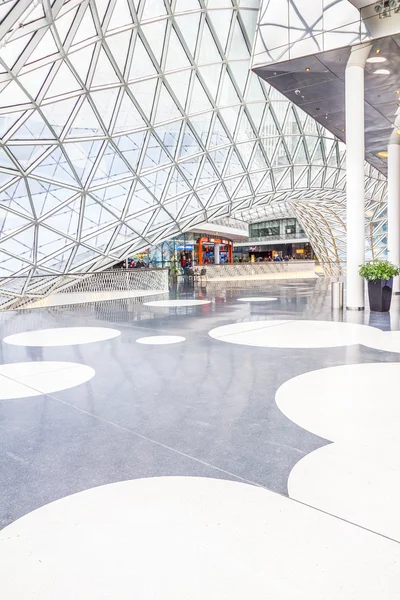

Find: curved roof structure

[0,0,388,306]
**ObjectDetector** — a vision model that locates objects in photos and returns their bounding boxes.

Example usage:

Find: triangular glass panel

[81,198,116,235]
[235,177,252,199]
[209,147,229,174]
[41,97,79,136]
[140,19,167,66]
[0,206,31,237]
[107,0,133,31]
[165,70,191,109]
[179,155,201,184]
[128,79,157,119]
[28,29,59,64]
[228,17,250,60]
[27,178,77,218]
[155,84,182,123]
[276,168,292,190]
[91,142,133,186]
[165,27,191,72]
[219,70,240,107]
[128,182,157,213]
[179,123,202,158]
[197,158,219,187]
[237,141,255,167]
[140,168,170,200]
[0,80,30,108]
[54,6,79,44]
[19,64,53,100]
[0,110,26,138]
[73,6,97,44]
[0,148,17,170]
[189,111,213,146]
[44,197,81,239]
[66,98,104,137]
[209,116,230,148]
[189,76,213,114]
[63,140,103,185]
[0,226,35,262]
[0,180,34,219]
[175,12,201,58]
[224,148,244,177]
[116,131,146,172]
[142,134,172,170]
[91,87,119,128]
[105,30,132,76]
[198,63,222,102]
[181,196,204,218]
[154,122,182,159]
[129,36,158,81]
[113,91,146,134]
[67,44,95,85]
[44,61,82,99]
[91,182,131,218]
[91,47,120,87]
[30,147,80,186]
[220,105,240,138]
[10,111,56,141]
[166,168,191,199]
[9,144,53,170]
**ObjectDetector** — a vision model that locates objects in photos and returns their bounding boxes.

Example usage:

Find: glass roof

[0,0,388,306]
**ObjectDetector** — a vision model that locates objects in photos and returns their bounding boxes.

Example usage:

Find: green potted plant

[359,259,400,312]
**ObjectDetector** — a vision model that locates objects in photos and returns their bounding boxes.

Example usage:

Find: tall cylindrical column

[388,132,400,293]
[214,243,220,265]
[345,43,371,310]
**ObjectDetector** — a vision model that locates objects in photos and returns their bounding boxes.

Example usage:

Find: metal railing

[0,268,169,311]
[246,232,308,242]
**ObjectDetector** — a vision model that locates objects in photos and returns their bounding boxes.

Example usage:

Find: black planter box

[368,278,393,312]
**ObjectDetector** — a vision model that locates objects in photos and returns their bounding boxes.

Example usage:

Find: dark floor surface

[0,277,398,528]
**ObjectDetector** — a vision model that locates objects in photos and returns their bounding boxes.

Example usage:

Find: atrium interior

[0,1,400,598]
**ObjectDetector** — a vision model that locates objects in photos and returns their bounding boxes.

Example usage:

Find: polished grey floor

[0,278,398,528]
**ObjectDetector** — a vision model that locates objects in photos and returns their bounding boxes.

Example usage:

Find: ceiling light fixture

[397,129,400,135]
[376,48,381,54]
[305,67,310,72]
[366,56,387,63]
[378,151,388,157]
[374,68,391,74]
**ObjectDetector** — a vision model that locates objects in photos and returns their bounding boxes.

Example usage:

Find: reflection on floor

[20,289,166,309]
[0,277,400,597]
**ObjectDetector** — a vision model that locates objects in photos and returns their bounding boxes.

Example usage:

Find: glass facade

[249,218,305,240]
[0,0,389,306]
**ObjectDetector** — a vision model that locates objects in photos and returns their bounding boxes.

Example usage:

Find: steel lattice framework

[0,0,388,305]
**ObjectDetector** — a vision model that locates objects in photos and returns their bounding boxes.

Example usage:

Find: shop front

[197,237,233,265]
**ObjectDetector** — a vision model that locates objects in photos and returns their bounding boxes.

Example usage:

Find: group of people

[124,258,148,268]
[257,255,296,262]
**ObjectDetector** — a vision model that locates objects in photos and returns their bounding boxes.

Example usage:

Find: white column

[345,43,371,310]
[214,243,220,265]
[388,131,400,293]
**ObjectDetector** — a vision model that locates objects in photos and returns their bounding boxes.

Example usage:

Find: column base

[346,306,365,311]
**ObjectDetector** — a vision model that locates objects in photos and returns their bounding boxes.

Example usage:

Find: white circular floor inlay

[276,363,400,541]
[237,297,278,303]
[0,362,95,399]
[3,327,121,347]
[136,336,185,345]
[362,330,400,353]
[144,299,211,307]
[209,319,377,348]
[0,476,399,599]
